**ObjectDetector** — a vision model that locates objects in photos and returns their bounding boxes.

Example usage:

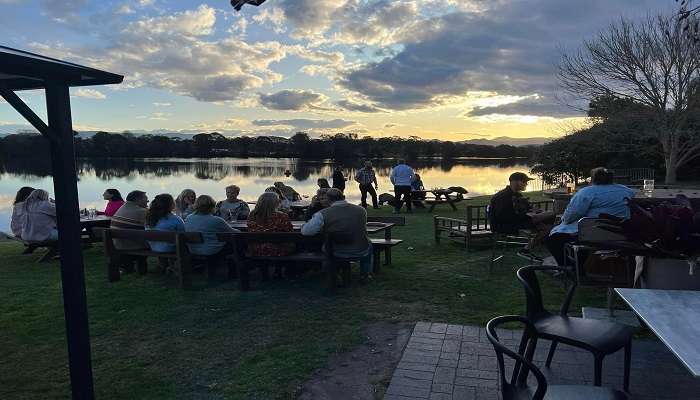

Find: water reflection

[0,157,529,232]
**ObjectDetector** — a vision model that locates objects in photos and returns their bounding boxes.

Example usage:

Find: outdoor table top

[615,288,700,378]
[79,215,111,225]
[246,201,311,209]
[228,220,394,234]
[632,188,700,200]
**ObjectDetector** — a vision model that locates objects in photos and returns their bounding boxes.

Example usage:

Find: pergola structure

[0,46,123,399]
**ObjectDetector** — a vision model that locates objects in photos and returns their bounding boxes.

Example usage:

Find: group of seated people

[10,182,375,280]
[489,167,635,266]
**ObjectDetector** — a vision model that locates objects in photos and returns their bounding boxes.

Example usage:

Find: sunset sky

[0,0,675,141]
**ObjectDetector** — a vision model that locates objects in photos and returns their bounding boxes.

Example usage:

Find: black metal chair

[486,315,628,400]
[516,266,633,392]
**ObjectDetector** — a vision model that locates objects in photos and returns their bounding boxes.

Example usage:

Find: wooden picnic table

[411,188,469,212]
[80,215,111,242]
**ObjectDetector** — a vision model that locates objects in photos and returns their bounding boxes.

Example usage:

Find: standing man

[355,161,379,209]
[301,189,373,281]
[390,159,415,214]
[332,165,346,192]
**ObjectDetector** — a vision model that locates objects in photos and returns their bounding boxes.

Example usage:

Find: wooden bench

[9,235,60,262]
[218,232,351,294]
[96,228,205,289]
[367,216,405,270]
[434,200,554,251]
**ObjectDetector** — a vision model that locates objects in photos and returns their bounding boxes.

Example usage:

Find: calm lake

[0,157,534,233]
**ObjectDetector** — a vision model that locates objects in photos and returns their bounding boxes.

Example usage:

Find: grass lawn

[0,192,609,399]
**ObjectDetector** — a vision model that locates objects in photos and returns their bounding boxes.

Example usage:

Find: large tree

[559,14,700,183]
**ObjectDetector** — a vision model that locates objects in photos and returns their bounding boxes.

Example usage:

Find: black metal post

[45,83,95,399]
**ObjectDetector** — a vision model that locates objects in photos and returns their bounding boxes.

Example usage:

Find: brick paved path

[384,322,700,400]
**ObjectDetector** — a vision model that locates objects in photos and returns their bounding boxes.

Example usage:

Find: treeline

[532,95,700,183]
[0,131,537,160]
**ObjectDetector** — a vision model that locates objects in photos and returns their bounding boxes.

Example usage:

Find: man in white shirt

[390,159,415,214]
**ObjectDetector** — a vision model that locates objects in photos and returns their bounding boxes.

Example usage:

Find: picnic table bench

[218,232,345,293]
[420,188,469,212]
[10,216,111,262]
[434,200,554,251]
[96,228,208,289]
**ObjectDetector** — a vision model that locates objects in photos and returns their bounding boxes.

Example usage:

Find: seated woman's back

[184,195,235,256]
[247,192,294,256]
[21,189,57,242]
[146,194,185,253]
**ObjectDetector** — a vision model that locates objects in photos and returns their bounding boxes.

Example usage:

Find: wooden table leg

[384,227,392,265]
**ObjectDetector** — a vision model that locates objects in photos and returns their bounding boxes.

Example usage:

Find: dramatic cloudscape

[0,0,676,140]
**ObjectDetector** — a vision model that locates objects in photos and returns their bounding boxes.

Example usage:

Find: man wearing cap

[489,172,554,262]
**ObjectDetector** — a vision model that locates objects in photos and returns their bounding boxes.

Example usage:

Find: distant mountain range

[0,126,551,147]
[462,136,551,147]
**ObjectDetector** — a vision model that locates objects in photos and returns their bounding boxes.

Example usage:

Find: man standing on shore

[390,159,415,214]
[355,161,379,209]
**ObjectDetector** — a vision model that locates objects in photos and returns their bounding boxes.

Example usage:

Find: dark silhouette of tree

[559,13,700,183]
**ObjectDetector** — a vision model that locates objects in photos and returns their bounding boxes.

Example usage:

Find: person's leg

[368,185,378,208]
[393,186,402,212]
[545,233,577,266]
[359,184,368,207]
[359,246,373,280]
[404,186,413,212]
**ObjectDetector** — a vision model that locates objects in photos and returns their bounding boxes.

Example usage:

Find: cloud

[384,123,398,128]
[263,0,420,46]
[336,0,669,111]
[335,99,385,113]
[252,118,356,130]
[258,89,329,111]
[153,102,172,107]
[40,0,86,22]
[71,88,106,99]
[31,6,295,103]
[130,4,216,36]
[466,95,577,118]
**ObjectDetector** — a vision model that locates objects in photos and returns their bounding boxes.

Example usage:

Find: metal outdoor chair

[516,266,633,392]
[486,315,628,400]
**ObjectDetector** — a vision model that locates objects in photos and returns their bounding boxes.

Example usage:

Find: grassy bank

[0,192,608,399]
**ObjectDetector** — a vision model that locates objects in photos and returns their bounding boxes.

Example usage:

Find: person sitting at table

[175,189,196,220]
[216,185,250,222]
[489,172,555,263]
[317,178,331,190]
[332,166,346,192]
[247,192,294,257]
[185,195,237,259]
[304,188,330,220]
[546,167,635,266]
[301,188,374,281]
[21,189,58,242]
[111,190,149,250]
[265,186,291,211]
[274,181,301,201]
[411,174,427,207]
[10,186,34,238]
[100,188,125,217]
[145,193,185,253]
